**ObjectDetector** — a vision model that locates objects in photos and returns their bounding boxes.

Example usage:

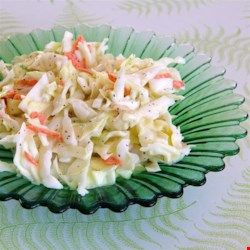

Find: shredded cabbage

[0,31,190,196]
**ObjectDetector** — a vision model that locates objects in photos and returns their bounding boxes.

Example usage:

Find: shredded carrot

[72,35,85,52]
[17,79,38,86]
[108,72,130,96]
[65,52,92,75]
[65,35,93,75]
[24,151,38,167]
[30,112,47,125]
[27,124,63,142]
[154,73,172,79]
[65,51,77,62]
[65,52,81,67]
[78,67,92,75]
[124,86,131,96]
[13,93,22,100]
[2,90,22,100]
[108,72,117,82]
[173,80,184,89]
[154,73,184,89]
[80,58,88,69]
[2,90,17,99]
[103,155,122,165]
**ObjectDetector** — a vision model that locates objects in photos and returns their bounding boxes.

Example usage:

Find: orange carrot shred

[72,35,85,52]
[27,124,63,142]
[108,72,130,96]
[65,35,93,75]
[24,151,38,167]
[173,80,184,89]
[103,155,122,165]
[108,72,117,82]
[65,52,92,75]
[78,67,92,75]
[82,58,87,68]
[124,86,131,96]
[154,72,184,89]
[2,90,22,100]
[65,51,78,62]
[13,93,22,100]
[30,112,47,125]
[154,73,172,79]
[17,79,38,86]
[2,90,16,99]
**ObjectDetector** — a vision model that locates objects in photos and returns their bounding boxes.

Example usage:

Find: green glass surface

[0,25,247,214]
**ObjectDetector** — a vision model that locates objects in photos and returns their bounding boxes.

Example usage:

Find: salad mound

[0,31,190,196]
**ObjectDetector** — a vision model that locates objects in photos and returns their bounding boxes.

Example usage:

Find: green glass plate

[0,25,247,214]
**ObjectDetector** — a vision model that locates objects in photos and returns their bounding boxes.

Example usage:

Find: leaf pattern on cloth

[116,0,214,16]
[176,26,250,74]
[0,198,195,249]
[178,165,250,250]
[55,0,103,27]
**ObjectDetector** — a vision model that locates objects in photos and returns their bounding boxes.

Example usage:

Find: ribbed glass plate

[0,25,247,214]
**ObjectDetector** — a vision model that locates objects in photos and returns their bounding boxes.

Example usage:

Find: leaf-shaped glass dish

[0,25,247,214]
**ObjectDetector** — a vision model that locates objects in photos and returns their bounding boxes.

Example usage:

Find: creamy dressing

[0,31,190,196]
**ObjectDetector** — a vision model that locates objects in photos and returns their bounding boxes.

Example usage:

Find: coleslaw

[0,31,190,195]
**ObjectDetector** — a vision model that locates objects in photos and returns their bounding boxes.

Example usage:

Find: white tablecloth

[0,0,249,249]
